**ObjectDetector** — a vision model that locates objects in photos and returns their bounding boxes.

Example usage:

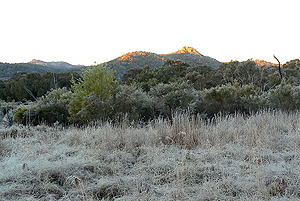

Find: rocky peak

[28,59,48,66]
[171,46,200,55]
[118,51,150,61]
[254,59,276,67]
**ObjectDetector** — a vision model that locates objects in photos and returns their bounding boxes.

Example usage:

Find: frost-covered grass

[1,110,300,200]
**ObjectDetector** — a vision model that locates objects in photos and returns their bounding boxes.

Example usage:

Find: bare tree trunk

[273,54,283,81]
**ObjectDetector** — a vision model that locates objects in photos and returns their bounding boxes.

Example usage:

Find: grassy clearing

[1,110,300,200]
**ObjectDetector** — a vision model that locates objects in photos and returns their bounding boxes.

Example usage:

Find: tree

[283,59,300,69]
[282,59,300,85]
[120,66,143,85]
[218,60,260,86]
[121,66,159,92]
[184,64,218,90]
[154,60,189,84]
[69,64,118,124]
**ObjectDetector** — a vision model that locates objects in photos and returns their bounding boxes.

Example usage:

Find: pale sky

[1,0,299,66]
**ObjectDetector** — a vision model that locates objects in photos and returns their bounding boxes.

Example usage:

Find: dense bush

[149,81,199,117]
[200,82,263,116]
[267,81,300,110]
[184,64,219,90]
[71,93,114,123]
[14,88,72,125]
[121,61,221,91]
[218,60,260,85]
[113,85,155,122]
[68,85,156,124]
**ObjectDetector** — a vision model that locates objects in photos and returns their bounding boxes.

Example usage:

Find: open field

[1,110,300,200]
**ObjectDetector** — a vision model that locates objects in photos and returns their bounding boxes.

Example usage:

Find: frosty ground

[1,111,300,200]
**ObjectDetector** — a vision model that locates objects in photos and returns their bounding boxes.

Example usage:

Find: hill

[28,59,84,69]
[0,60,84,80]
[104,46,221,77]
[0,62,65,80]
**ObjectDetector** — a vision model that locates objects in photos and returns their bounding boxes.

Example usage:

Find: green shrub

[149,81,199,117]
[14,88,72,125]
[201,82,262,116]
[69,64,118,124]
[73,93,114,123]
[113,85,155,122]
[267,81,300,110]
[73,85,156,124]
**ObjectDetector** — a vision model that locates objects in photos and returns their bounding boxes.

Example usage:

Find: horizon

[2,46,295,66]
[1,0,299,66]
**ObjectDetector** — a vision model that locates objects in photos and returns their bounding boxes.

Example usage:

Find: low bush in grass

[267,81,300,110]
[199,82,265,116]
[14,88,72,125]
[113,85,155,122]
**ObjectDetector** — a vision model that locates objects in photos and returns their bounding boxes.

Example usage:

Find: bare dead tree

[23,86,37,101]
[273,54,283,81]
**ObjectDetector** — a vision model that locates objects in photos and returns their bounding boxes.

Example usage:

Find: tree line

[0,71,81,102]
[3,58,300,126]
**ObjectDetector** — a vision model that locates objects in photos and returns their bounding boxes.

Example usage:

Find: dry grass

[1,110,300,200]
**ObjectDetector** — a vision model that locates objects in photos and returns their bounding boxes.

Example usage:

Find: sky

[1,0,299,66]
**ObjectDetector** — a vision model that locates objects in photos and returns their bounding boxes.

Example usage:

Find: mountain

[28,59,84,69]
[104,46,221,77]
